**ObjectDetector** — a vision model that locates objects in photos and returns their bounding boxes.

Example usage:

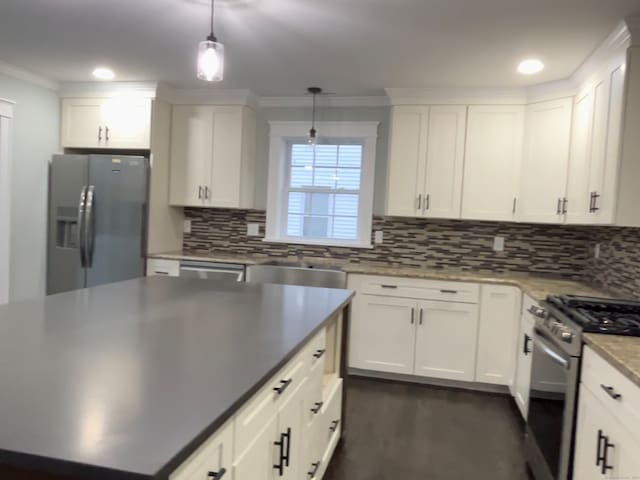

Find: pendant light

[307,87,322,145]
[197,0,224,82]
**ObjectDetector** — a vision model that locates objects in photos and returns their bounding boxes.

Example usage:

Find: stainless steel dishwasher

[245,261,347,289]
[179,261,245,282]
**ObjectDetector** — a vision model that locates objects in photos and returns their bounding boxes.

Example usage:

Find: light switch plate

[183,219,192,234]
[493,236,505,252]
[374,231,384,244]
[247,223,260,236]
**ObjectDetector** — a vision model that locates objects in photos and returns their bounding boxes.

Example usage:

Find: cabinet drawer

[146,258,180,277]
[581,346,640,442]
[314,379,343,480]
[170,420,233,480]
[357,274,479,303]
[234,348,309,458]
[308,328,327,375]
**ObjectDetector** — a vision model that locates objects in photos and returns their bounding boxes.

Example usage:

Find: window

[266,122,378,248]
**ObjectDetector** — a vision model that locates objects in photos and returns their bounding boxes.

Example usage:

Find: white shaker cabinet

[517,98,573,223]
[475,285,521,386]
[61,97,151,149]
[385,105,466,218]
[461,105,525,221]
[413,300,479,382]
[513,295,536,419]
[349,293,417,375]
[169,105,256,209]
[232,414,279,480]
[566,61,626,224]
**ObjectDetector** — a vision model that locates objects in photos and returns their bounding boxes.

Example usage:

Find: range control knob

[560,331,574,343]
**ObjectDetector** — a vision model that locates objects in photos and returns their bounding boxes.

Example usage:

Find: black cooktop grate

[547,295,640,336]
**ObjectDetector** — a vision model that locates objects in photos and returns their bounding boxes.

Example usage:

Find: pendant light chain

[209,0,216,41]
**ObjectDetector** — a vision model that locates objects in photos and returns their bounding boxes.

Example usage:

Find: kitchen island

[0,277,353,480]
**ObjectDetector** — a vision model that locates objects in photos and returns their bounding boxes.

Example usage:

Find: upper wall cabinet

[61,98,152,149]
[566,62,626,225]
[169,105,256,209]
[386,105,466,218]
[517,98,573,223]
[461,105,525,221]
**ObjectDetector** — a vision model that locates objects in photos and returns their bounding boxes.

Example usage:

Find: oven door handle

[534,329,570,369]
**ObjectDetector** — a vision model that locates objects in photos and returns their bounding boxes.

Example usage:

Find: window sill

[263,236,374,249]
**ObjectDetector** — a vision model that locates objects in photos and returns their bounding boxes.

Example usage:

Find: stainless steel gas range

[524,295,640,480]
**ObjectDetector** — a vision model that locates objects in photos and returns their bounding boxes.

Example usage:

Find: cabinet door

[207,107,244,207]
[276,378,306,480]
[573,385,605,480]
[475,285,521,386]
[414,301,479,381]
[518,98,573,223]
[514,311,535,419]
[170,421,233,480]
[349,294,417,374]
[385,106,429,217]
[232,413,278,480]
[61,98,104,148]
[588,65,625,224]
[423,106,466,219]
[566,88,595,224]
[102,97,151,149]
[169,105,213,206]
[461,105,524,221]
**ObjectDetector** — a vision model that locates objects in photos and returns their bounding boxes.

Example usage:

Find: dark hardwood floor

[325,377,533,480]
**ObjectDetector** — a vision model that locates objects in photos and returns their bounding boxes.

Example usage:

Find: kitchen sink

[245,261,347,289]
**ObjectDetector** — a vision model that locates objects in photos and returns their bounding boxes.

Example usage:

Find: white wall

[0,73,59,301]
[255,106,390,214]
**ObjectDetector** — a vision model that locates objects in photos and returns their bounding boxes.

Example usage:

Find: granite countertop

[583,334,640,388]
[0,277,353,479]
[148,251,610,302]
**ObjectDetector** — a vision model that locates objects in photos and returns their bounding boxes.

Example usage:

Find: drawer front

[582,346,640,443]
[170,420,233,480]
[147,258,180,277]
[308,329,327,375]
[234,350,309,457]
[315,379,343,480]
[357,274,480,303]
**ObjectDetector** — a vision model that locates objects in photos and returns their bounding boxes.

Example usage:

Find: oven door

[526,327,579,480]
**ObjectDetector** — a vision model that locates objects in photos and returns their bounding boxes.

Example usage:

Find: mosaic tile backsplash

[184,208,598,280]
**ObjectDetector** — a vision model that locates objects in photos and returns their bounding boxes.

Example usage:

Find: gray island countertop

[0,277,353,479]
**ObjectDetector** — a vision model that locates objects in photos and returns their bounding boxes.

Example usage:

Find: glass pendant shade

[197,39,224,82]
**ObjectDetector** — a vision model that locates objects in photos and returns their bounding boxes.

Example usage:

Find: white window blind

[286,142,364,241]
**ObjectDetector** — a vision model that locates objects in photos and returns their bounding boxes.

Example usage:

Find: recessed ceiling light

[517,59,545,75]
[92,67,115,80]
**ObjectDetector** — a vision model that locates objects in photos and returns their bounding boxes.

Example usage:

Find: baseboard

[348,368,513,395]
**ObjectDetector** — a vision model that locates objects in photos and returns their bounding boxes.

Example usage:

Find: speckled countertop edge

[583,334,640,388]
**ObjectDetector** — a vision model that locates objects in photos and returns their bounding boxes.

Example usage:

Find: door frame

[0,98,15,304]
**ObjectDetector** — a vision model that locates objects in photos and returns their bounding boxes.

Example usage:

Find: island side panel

[340,302,351,439]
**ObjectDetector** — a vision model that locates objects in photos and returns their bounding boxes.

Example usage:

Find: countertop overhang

[0,277,353,479]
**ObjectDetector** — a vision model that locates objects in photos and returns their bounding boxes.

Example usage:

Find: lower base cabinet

[513,296,535,419]
[171,320,344,480]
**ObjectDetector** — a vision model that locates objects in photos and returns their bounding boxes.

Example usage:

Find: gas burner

[547,295,640,337]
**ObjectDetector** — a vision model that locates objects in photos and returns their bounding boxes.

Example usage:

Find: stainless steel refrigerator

[47,154,148,295]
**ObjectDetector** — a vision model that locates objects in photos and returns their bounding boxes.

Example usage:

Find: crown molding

[625,16,640,46]
[385,87,528,105]
[58,81,158,98]
[526,79,578,104]
[259,95,389,108]
[166,87,259,108]
[268,120,380,138]
[0,60,58,91]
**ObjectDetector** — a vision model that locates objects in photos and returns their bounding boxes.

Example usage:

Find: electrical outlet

[183,219,192,234]
[247,223,260,236]
[594,243,601,259]
[374,230,384,244]
[493,236,505,252]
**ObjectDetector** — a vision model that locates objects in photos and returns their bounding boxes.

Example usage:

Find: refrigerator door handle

[85,185,96,268]
[77,185,88,268]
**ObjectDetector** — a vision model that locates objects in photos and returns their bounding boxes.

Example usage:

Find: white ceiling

[0,0,639,96]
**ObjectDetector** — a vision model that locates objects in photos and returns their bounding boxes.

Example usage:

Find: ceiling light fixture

[92,67,115,81]
[197,0,224,81]
[517,59,545,75]
[307,87,322,145]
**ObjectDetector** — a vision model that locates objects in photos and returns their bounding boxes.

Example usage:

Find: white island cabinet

[170,318,345,480]
[573,346,640,479]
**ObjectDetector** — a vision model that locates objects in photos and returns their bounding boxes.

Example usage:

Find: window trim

[265,121,379,248]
